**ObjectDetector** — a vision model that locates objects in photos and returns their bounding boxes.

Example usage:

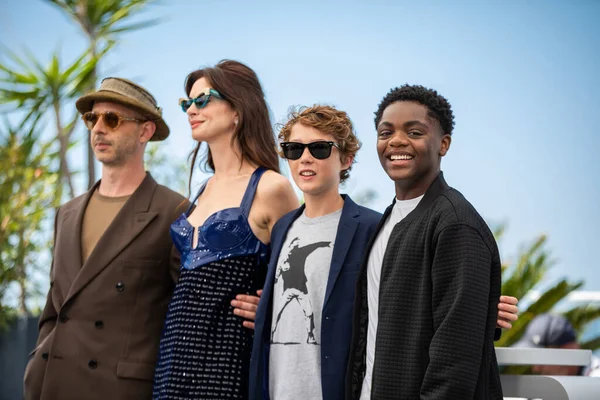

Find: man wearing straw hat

[23,77,187,400]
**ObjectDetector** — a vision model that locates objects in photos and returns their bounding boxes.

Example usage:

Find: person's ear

[439,134,451,157]
[140,121,156,143]
[341,153,354,170]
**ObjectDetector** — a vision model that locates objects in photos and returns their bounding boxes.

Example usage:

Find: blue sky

[2,0,599,293]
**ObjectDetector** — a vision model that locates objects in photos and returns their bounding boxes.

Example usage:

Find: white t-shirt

[269,209,342,400]
[360,195,423,400]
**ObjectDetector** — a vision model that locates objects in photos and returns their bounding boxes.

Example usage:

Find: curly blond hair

[277,105,361,183]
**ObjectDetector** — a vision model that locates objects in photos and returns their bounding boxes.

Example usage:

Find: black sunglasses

[280,141,340,160]
[178,88,223,112]
[81,111,145,130]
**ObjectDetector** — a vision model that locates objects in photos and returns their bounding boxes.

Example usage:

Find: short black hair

[374,84,455,136]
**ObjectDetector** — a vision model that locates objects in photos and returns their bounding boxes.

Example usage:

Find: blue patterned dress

[153,168,269,399]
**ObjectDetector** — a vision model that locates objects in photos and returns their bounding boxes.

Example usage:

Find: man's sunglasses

[280,141,340,160]
[81,111,145,131]
[179,88,223,112]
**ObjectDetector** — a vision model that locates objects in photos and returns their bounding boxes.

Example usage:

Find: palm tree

[494,227,600,373]
[0,48,100,198]
[47,0,160,189]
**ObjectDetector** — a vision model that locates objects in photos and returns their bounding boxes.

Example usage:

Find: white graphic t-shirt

[269,208,342,400]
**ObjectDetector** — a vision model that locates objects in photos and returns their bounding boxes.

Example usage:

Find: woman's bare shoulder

[257,170,295,197]
[255,170,299,223]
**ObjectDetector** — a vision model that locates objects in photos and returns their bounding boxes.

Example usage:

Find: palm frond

[580,335,600,352]
[563,305,600,334]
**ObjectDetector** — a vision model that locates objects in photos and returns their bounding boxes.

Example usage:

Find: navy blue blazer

[249,195,381,400]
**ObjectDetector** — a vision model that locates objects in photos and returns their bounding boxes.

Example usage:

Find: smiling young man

[346,85,504,400]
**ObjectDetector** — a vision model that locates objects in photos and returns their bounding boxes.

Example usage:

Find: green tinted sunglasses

[178,88,223,112]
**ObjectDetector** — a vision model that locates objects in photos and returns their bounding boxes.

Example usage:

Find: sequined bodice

[170,168,269,270]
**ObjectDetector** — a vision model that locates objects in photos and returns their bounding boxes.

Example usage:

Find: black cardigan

[346,173,503,400]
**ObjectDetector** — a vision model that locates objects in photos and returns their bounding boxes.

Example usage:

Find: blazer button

[42,352,49,360]
[88,360,98,369]
[115,282,125,292]
[94,320,104,329]
[59,315,68,323]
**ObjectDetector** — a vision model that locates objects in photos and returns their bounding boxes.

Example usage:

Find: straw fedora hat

[76,77,169,141]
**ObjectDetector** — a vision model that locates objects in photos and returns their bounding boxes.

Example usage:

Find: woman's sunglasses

[179,88,223,112]
[280,141,340,160]
[81,111,145,131]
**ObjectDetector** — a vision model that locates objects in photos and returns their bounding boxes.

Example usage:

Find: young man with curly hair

[346,85,504,400]
[246,105,382,400]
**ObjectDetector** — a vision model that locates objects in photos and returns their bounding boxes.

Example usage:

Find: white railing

[496,347,600,399]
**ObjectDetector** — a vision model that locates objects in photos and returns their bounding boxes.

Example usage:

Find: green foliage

[0,46,104,199]
[494,225,600,373]
[0,121,60,321]
[0,46,99,127]
[48,0,160,42]
[0,305,18,332]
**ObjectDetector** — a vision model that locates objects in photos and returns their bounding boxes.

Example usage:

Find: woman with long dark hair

[153,60,298,399]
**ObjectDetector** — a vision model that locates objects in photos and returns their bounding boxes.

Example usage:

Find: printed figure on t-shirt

[271,237,331,344]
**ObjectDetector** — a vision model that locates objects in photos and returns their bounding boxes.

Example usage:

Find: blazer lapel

[363,199,394,264]
[63,174,159,306]
[262,207,304,303]
[323,195,359,308]
[259,207,304,344]
[58,185,98,294]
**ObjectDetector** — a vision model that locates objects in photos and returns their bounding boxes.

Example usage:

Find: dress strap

[185,179,209,215]
[239,167,267,217]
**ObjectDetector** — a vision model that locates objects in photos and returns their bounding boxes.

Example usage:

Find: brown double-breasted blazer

[23,174,188,400]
